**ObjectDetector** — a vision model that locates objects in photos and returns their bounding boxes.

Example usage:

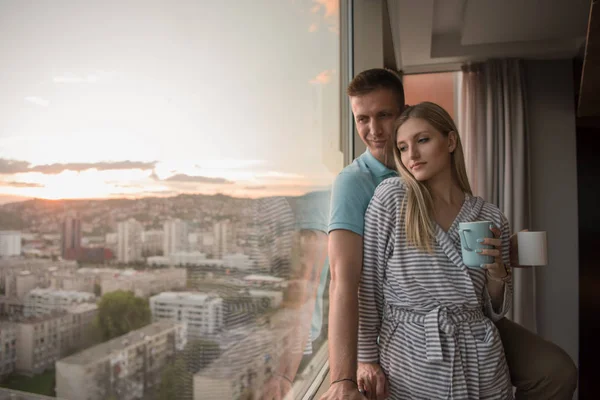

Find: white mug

[517,231,548,266]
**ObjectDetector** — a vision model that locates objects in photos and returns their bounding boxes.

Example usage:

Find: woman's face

[396,117,456,182]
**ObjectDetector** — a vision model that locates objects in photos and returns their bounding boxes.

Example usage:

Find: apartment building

[149,292,223,339]
[24,288,95,317]
[0,231,21,258]
[162,219,188,256]
[193,325,288,400]
[0,297,24,318]
[141,229,163,257]
[55,321,186,400]
[50,271,96,293]
[222,290,283,329]
[0,259,78,298]
[15,303,98,375]
[100,267,186,298]
[0,323,17,379]
[117,219,143,263]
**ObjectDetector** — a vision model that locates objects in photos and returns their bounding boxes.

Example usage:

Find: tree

[156,339,221,400]
[94,290,151,341]
[157,358,191,400]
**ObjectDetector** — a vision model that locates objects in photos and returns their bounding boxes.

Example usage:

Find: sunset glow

[0,0,342,203]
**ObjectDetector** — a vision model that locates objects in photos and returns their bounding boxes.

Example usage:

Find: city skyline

[0,0,342,203]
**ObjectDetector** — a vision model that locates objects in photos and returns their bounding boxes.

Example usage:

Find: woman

[357,102,513,399]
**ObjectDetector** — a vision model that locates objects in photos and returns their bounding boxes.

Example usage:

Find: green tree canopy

[94,290,151,341]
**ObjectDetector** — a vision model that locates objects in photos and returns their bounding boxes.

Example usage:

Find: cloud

[310,70,334,84]
[0,181,43,188]
[111,183,146,189]
[149,170,160,180]
[30,161,156,174]
[109,190,178,198]
[309,23,318,32]
[24,96,50,107]
[0,158,156,175]
[0,159,32,174]
[163,174,233,184]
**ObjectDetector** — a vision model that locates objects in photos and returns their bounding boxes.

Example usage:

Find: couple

[320,69,577,399]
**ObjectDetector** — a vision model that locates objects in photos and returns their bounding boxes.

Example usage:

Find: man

[321,68,577,400]
[257,191,330,400]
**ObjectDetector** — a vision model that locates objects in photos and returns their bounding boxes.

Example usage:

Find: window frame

[296,0,354,399]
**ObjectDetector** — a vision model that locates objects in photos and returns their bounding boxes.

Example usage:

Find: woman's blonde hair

[392,101,472,252]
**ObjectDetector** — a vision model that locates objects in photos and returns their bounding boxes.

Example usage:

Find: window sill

[286,340,329,400]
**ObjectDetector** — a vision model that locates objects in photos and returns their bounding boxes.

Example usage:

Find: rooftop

[28,288,95,298]
[65,303,98,314]
[57,321,182,366]
[150,291,214,302]
[13,310,69,324]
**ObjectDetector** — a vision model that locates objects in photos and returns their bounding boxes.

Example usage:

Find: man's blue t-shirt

[328,149,397,236]
[252,192,330,353]
[291,190,330,348]
[289,150,396,352]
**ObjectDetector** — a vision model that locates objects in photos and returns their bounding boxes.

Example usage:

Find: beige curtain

[458,59,536,333]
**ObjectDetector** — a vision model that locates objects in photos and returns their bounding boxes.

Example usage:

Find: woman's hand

[477,225,508,280]
[358,362,389,400]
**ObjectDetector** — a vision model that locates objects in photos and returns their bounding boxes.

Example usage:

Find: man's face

[350,88,401,164]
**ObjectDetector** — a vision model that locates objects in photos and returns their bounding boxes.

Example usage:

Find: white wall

[525,59,579,366]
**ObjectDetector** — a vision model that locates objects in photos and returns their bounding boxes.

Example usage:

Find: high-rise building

[150,292,223,338]
[213,221,229,259]
[163,219,188,256]
[0,231,21,258]
[141,229,164,256]
[61,216,81,259]
[117,219,143,263]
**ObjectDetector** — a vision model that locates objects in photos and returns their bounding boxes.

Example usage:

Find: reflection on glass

[0,0,342,399]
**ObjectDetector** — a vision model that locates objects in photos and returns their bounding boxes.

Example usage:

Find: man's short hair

[347,68,405,108]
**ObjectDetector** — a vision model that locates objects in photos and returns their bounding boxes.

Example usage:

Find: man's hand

[510,229,528,268]
[357,362,388,400]
[320,380,365,400]
[260,376,293,400]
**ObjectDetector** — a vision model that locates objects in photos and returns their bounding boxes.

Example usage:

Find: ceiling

[388,0,592,73]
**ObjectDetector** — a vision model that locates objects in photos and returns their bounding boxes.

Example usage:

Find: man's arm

[276,229,328,377]
[327,229,364,386]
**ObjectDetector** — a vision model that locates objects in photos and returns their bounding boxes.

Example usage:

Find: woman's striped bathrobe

[358,177,513,400]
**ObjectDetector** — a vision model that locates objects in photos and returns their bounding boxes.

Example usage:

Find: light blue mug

[458,221,494,268]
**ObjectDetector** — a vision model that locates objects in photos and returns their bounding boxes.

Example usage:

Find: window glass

[0,1,343,399]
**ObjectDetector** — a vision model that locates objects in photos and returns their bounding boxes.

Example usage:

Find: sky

[0,0,342,203]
